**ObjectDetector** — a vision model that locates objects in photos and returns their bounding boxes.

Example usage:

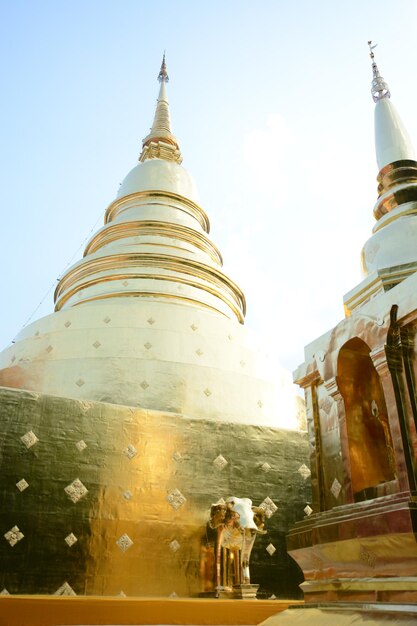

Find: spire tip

[368,41,390,103]
[158,52,169,83]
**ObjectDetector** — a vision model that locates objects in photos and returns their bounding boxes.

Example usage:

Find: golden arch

[337,337,395,501]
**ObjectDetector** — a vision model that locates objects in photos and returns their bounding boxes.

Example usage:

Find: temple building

[0,57,309,599]
[288,45,417,608]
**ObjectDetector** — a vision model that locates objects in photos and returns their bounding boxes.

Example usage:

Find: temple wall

[0,385,310,599]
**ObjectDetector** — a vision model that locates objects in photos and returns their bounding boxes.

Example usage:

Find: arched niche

[337,337,396,502]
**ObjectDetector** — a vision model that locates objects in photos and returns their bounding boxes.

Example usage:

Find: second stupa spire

[140,54,182,164]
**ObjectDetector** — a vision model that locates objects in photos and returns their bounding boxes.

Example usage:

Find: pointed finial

[368,41,390,102]
[158,52,169,83]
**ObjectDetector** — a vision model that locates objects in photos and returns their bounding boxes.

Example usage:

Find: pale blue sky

[1,0,417,371]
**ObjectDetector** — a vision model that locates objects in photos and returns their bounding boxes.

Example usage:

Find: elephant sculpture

[208,496,266,596]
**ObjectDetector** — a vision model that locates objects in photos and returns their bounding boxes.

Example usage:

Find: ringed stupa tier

[0,56,293,427]
[0,58,309,598]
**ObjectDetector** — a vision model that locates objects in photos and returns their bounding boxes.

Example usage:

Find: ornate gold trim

[55,255,246,322]
[105,190,210,233]
[84,220,222,265]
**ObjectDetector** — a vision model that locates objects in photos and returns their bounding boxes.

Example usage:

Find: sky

[1,0,417,375]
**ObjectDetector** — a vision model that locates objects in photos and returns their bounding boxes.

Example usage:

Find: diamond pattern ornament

[204,388,212,397]
[46,345,53,353]
[266,543,276,556]
[16,479,29,492]
[75,378,85,387]
[167,488,186,510]
[257,400,263,408]
[4,526,24,547]
[331,478,342,499]
[172,451,183,462]
[213,454,228,470]
[259,497,278,519]
[190,324,198,331]
[65,533,78,547]
[195,348,203,357]
[92,340,101,349]
[298,464,311,480]
[140,380,149,390]
[261,462,271,473]
[64,320,72,328]
[124,444,138,459]
[122,280,129,287]
[147,317,155,325]
[103,316,111,324]
[144,342,152,350]
[75,440,87,452]
[169,539,180,553]
[116,533,133,552]
[64,478,88,503]
[304,504,313,516]
[20,430,39,449]
[123,490,133,501]
[54,582,76,596]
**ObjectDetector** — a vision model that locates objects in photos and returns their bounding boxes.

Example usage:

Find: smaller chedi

[288,43,417,607]
[208,497,266,598]
[0,56,310,598]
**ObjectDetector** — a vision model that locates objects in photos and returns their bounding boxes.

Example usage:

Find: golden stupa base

[0,595,303,626]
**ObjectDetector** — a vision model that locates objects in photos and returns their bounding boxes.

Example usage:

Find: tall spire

[369,41,415,170]
[139,54,182,164]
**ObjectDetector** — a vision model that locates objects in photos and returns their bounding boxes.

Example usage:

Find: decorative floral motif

[123,444,138,460]
[16,479,29,492]
[54,582,76,596]
[298,464,311,480]
[330,478,342,499]
[169,539,180,552]
[20,431,38,449]
[65,533,78,547]
[4,526,24,547]
[167,488,186,510]
[64,478,88,503]
[75,440,87,452]
[266,543,276,556]
[213,455,228,470]
[259,497,278,518]
[261,462,271,473]
[116,533,133,552]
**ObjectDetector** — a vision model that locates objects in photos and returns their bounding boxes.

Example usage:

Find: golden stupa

[0,57,309,599]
